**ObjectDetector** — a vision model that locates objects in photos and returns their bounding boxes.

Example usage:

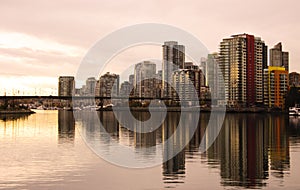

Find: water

[1,110,300,189]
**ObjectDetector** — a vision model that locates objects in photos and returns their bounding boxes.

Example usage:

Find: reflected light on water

[1,111,300,189]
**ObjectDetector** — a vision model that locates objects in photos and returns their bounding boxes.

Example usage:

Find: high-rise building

[263,66,288,108]
[129,74,134,86]
[85,77,96,96]
[58,76,75,96]
[162,41,185,98]
[262,44,268,70]
[270,42,289,72]
[200,58,207,85]
[219,34,267,107]
[172,64,201,105]
[282,52,289,72]
[289,72,300,87]
[95,80,100,96]
[206,53,223,102]
[98,72,120,97]
[120,81,132,97]
[134,61,156,98]
[154,70,163,98]
[184,62,205,88]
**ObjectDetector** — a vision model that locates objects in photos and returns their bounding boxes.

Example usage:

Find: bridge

[0,96,176,100]
[0,96,211,107]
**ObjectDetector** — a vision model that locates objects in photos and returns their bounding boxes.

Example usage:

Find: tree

[286,87,300,108]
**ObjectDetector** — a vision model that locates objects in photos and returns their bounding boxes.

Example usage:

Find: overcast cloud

[0,0,299,95]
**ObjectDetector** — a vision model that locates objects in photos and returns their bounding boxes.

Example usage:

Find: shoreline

[0,110,36,115]
[1,107,285,114]
[96,107,288,113]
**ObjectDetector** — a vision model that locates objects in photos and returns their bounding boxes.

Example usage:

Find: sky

[0,0,299,95]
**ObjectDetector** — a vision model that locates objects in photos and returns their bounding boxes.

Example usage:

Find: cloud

[0,0,300,94]
[0,32,83,56]
[0,31,85,77]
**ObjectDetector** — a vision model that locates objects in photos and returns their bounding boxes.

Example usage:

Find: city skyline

[3,38,294,98]
[1,0,300,96]
[58,36,290,109]
[0,36,293,96]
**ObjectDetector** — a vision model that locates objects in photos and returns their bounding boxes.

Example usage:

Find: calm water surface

[1,110,300,190]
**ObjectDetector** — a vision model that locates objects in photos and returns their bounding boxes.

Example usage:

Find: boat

[72,107,82,111]
[83,105,100,111]
[36,105,45,110]
[289,107,300,116]
[63,107,73,111]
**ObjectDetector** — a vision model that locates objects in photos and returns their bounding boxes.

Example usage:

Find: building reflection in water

[269,115,290,179]
[288,116,300,146]
[0,114,29,138]
[75,110,293,189]
[162,112,185,187]
[205,113,290,188]
[0,114,30,122]
[208,114,269,187]
[58,110,75,143]
[99,111,119,139]
[121,111,157,148]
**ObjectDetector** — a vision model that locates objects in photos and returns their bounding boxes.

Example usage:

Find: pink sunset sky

[0,0,299,95]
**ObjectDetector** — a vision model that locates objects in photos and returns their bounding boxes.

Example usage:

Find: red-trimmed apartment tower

[219,34,267,107]
[246,35,255,106]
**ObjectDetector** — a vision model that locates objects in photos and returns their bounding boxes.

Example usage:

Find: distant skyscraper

[95,80,100,96]
[129,74,134,85]
[200,57,207,85]
[85,77,96,96]
[134,61,156,98]
[58,76,75,96]
[206,53,223,102]
[162,41,185,98]
[184,62,199,70]
[98,72,119,97]
[270,42,289,72]
[263,66,288,108]
[219,34,267,107]
[120,81,132,97]
[289,72,300,87]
